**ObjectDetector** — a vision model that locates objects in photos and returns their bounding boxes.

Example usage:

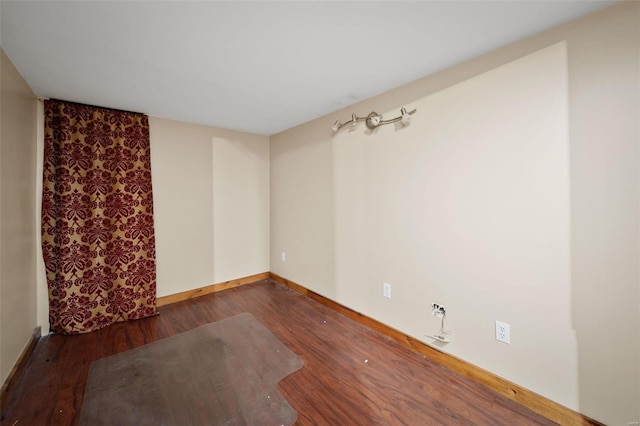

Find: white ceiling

[1,1,617,135]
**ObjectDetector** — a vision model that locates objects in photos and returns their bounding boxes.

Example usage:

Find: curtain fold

[42,100,157,335]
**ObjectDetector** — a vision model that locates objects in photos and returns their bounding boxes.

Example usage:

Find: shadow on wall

[270,120,338,301]
[330,41,580,412]
[567,4,640,424]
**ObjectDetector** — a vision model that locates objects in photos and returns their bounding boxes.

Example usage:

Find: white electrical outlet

[383,282,391,299]
[431,303,446,318]
[495,320,510,344]
[281,251,286,262]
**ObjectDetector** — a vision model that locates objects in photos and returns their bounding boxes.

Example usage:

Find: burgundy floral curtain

[42,100,157,335]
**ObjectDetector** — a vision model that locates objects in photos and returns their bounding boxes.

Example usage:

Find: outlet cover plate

[496,320,510,344]
[383,282,391,299]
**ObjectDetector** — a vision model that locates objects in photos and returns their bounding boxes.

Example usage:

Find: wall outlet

[431,303,446,318]
[495,320,510,344]
[383,282,391,299]
[281,251,286,262]
[627,422,639,426]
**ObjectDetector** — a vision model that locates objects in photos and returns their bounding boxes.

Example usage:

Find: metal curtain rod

[332,106,417,132]
[39,98,144,116]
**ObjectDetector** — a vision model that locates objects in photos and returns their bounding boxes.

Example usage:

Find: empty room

[1,1,639,425]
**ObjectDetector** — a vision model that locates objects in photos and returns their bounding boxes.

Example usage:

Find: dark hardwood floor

[1,280,556,425]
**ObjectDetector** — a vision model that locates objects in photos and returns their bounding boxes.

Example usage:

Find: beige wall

[0,48,37,385]
[149,118,216,297]
[148,117,270,297]
[334,42,576,404]
[270,3,640,425]
[213,136,270,283]
[567,4,639,422]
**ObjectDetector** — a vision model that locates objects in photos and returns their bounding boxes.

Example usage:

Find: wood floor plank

[1,280,557,425]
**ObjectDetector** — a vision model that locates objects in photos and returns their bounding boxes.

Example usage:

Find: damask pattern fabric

[42,100,157,335]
